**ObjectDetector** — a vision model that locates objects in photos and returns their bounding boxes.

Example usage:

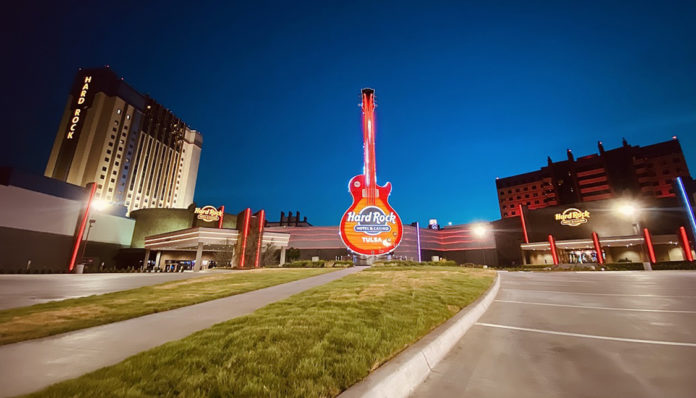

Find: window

[111,178,115,183]
[104,157,109,162]
[100,175,105,179]
[112,128,117,132]
[108,188,113,192]
[102,166,107,171]
[108,142,113,147]
[111,134,116,139]
[117,109,122,114]
[112,171,117,175]
[126,115,130,120]
[106,149,112,154]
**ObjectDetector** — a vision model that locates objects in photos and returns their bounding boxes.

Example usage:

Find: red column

[254,210,266,268]
[218,205,225,229]
[518,204,529,244]
[68,183,97,272]
[592,232,604,265]
[239,208,251,268]
[642,228,656,264]
[679,226,694,262]
[548,234,559,265]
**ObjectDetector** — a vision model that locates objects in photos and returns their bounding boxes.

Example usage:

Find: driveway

[412,271,696,398]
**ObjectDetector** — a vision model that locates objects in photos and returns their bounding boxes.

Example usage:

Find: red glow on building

[548,234,559,265]
[642,228,656,264]
[254,210,265,268]
[239,208,251,268]
[679,226,693,262]
[591,232,604,265]
[68,182,97,272]
[519,204,529,243]
[218,205,225,229]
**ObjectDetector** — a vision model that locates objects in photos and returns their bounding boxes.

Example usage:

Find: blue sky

[4,0,696,225]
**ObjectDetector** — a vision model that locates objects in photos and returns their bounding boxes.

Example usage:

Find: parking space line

[476,323,696,347]
[495,300,696,314]
[503,288,696,298]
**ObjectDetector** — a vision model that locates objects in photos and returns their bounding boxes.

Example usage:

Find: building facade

[44,66,202,215]
[496,138,691,218]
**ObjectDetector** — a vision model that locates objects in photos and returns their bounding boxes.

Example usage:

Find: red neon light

[548,234,559,265]
[519,204,529,243]
[68,183,97,272]
[591,232,604,265]
[254,210,265,268]
[218,205,225,229]
[642,228,656,264]
[679,226,693,262]
[239,208,251,268]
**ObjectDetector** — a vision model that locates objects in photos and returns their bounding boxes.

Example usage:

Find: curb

[339,271,501,398]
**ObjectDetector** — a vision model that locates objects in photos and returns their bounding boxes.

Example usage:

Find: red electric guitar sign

[339,88,403,256]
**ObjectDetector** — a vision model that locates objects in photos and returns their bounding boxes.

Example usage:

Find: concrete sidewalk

[0,266,363,397]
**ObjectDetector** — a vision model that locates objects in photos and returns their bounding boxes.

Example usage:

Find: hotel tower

[45,67,202,214]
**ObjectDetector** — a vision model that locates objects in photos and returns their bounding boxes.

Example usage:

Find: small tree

[286,247,301,262]
[213,239,237,268]
[260,243,280,267]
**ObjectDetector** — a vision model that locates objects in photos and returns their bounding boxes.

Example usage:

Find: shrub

[284,260,325,268]
[652,261,696,270]
[603,262,644,271]
[373,260,459,267]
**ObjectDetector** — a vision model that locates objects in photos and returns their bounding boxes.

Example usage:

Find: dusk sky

[4,0,696,226]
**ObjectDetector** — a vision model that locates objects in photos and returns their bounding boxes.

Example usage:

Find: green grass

[0,268,334,346]
[29,266,495,398]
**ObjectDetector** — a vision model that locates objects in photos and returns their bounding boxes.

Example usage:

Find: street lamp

[615,200,641,234]
[472,223,490,266]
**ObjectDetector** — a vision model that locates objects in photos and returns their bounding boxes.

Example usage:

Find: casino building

[496,138,690,218]
[44,66,202,215]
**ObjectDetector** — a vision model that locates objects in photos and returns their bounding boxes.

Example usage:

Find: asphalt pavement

[412,271,696,398]
[0,271,230,310]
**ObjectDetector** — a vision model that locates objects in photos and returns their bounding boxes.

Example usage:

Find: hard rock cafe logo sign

[347,206,396,235]
[555,208,590,227]
[67,75,92,140]
[195,205,222,222]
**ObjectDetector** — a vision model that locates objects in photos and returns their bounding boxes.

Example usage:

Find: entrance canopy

[144,227,290,251]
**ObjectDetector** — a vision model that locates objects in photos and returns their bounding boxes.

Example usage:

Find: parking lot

[412,271,696,398]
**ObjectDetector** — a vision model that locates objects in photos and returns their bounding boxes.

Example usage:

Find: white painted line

[495,300,696,314]
[503,288,696,298]
[476,323,696,347]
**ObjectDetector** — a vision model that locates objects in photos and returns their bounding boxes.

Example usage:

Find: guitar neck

[362,88,377,203]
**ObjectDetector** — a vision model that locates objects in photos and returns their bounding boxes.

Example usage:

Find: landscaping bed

[29,267,495,398]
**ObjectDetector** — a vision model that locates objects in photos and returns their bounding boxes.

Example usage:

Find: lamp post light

[472,223,490,266]
[79,219,96,267]
[616,200,651,269]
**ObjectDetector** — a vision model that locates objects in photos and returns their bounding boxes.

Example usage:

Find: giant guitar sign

[339,88,403,256]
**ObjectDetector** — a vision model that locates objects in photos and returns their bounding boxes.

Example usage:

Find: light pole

[473,223,490,266]
[80,219,96,266]
[616,200,650,268]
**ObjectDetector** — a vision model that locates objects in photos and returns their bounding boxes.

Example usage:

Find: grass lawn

[29,266,495,398]
[0,268,335,346]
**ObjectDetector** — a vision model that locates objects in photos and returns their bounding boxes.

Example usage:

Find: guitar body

[339,88,404,257]
[340,175,403,255]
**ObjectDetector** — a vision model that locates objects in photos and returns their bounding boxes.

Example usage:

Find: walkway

[412,271,696,398]
[0,266,363,397]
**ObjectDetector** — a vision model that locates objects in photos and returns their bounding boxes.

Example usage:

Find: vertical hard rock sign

[340,88,403,256]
